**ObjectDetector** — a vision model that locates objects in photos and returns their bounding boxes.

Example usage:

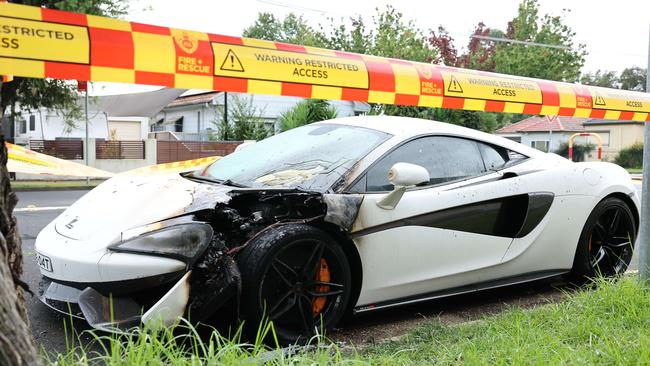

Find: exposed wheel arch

[313,222,363,317]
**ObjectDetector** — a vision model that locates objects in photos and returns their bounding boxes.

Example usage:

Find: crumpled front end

[36,173,363,333]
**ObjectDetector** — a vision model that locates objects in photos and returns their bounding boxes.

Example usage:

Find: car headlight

[109,223,213,264]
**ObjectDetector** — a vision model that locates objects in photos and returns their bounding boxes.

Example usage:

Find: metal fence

[29,139,83,160]
[96,140,145,159]
[156,140,242,164]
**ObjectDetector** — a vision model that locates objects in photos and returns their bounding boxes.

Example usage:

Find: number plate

[36,252,53,272]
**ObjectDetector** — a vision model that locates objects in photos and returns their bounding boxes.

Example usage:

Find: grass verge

[626,168,642,174]
[11,179,105,190]
[44,276,650,365]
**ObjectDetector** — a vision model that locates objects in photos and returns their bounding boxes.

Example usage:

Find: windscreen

[202,124,390,191]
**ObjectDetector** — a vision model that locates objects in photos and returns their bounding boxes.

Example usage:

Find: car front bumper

[36,221,241,333]
[39,269,191,332]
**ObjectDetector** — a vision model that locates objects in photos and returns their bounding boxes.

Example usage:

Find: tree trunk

[0,133,39,363]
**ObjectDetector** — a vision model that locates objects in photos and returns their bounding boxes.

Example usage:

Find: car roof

[318,115,545,158]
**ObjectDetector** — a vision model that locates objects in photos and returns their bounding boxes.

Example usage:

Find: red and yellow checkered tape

[1,2,649,121]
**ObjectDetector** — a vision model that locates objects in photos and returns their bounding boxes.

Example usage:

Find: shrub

[554,142,594,162]
[279,99,337,132]
[615,142,644,168]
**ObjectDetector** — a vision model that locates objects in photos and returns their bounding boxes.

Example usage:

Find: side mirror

[376,162,430,210]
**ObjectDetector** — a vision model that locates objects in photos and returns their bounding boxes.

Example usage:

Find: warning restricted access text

[213,43,369,89]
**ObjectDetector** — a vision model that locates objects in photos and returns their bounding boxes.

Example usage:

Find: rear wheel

[238,224,351,345]
[570,197,636,281]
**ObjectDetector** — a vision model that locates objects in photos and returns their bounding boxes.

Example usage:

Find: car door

[348,135,532,307]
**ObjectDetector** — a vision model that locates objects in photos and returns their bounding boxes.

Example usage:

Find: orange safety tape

[121,156,220,176]
[1,2,649,121]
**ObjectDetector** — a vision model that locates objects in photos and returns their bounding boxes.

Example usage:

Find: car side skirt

[353,269,567,314]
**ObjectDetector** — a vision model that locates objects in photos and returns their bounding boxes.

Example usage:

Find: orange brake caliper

[312,258,330,316]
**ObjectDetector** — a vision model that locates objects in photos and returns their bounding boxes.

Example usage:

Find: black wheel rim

[588,206,634,277]
[259,239,346,338]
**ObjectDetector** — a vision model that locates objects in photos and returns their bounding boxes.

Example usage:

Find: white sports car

[35,116,639,344]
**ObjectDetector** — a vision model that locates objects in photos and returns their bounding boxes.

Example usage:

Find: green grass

[11,179,105,190]
[44,276,650,365]
[626,168,642,174]
[368,276,650,365]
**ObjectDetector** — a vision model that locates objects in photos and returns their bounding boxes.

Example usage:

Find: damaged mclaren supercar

[35,116,639,344]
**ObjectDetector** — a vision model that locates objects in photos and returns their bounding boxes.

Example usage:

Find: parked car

[36,116,639,344]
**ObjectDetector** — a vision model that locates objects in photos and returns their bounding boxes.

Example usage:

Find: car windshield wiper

[183,173,248,188]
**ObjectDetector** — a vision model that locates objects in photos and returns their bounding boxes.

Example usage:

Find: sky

[92,0,650,95]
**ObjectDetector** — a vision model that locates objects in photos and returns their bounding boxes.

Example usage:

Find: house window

[174,117,184,132]
[151,118,164,132]
[531,140,549,152]
[19,119,26,134]
[29,115,36,131]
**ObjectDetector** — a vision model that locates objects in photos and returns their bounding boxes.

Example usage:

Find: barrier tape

[7,142,115,177]
[6,142,219,177]
[0,2,649,122]
[122,156,220,176]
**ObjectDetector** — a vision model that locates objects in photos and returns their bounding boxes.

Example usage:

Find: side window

[364,136,486,192]
[478,143,528,171]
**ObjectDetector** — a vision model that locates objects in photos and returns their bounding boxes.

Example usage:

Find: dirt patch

[331,277,571,347]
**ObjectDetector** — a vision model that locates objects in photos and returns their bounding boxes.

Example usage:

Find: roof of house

[583,118,643,126]
[495,116,588,134]
[166,91,220,108]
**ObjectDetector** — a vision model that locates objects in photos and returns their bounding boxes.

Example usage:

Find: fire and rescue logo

[171,29,212,75]
[173,31,199,54]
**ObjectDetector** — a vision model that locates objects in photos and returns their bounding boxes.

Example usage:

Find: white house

[12,88,184,145]
[495,116,589,153]
[151,90,371,140]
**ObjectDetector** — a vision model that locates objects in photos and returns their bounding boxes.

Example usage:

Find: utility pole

[223,91,229,140]
[639,24,650,281]
[84,85,89,186]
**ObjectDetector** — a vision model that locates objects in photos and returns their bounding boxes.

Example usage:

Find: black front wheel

[238,224,352,345]
[570,197,636,281]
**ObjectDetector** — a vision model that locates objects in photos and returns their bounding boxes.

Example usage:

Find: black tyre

[238,224,352,345]
[570,197,636,281]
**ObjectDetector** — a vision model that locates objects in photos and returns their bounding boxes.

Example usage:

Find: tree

[492,0,587,82]
[279,99,337,132]
[325,7,437,119]
[619,67,647,92]
[242,12,327,47]
[578,67,646,92]
[245,7,437,120]
[580,70,620,88]
[211,94,269,141]
[0,1,129,365]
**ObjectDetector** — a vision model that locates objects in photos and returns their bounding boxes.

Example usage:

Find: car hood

[54,173,233,243]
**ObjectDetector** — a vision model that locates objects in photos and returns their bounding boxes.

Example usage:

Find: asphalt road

[16,183,644,354]
[16,190,95,355]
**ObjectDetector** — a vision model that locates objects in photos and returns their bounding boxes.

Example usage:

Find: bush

[615,142,644,168]
[554,142,594,162]
[211,95,270,141]
[279,99,337,131]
